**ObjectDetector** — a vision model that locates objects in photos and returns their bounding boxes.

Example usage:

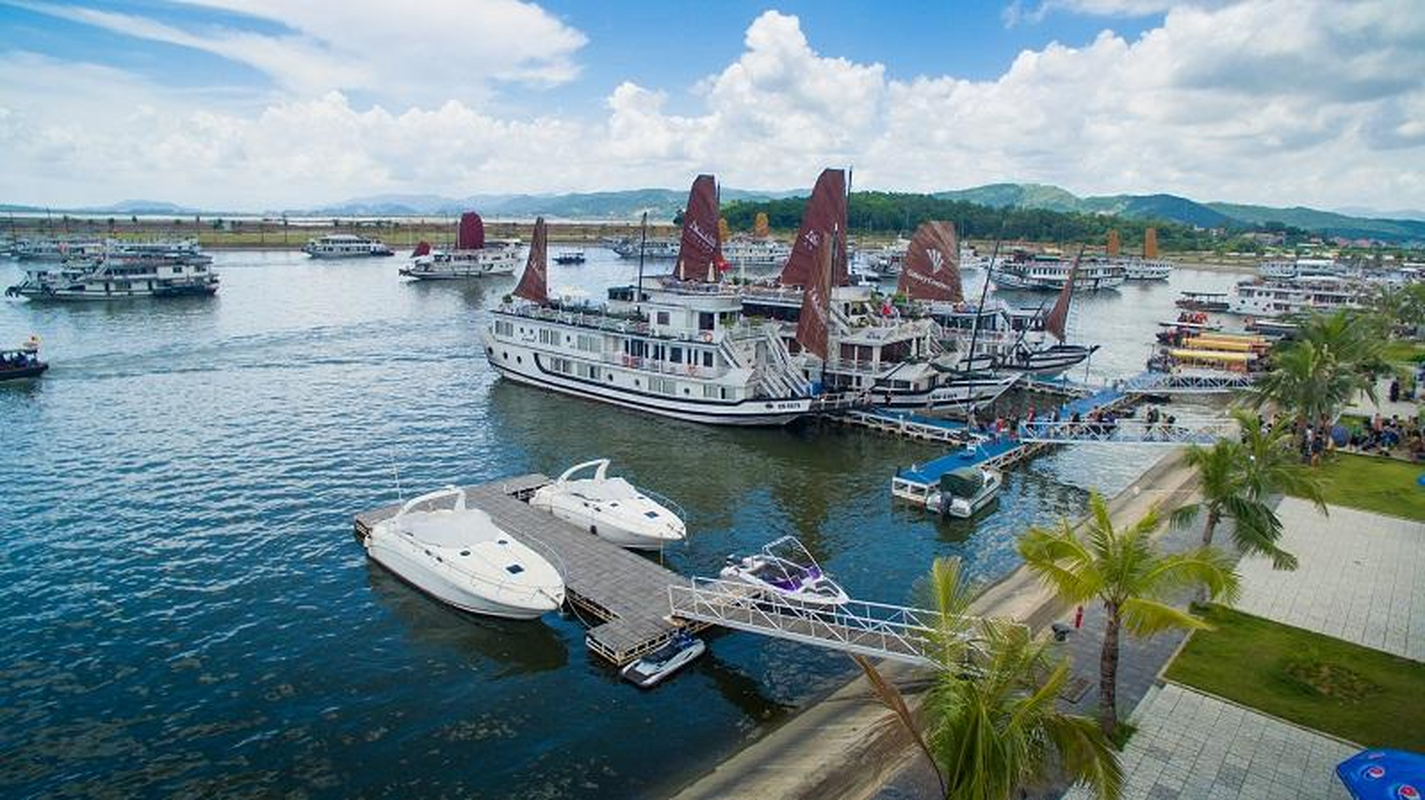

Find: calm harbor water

[0,249,1239,799]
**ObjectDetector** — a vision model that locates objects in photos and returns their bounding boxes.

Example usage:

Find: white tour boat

[1227,275,1365,318]
[720,536,849,607]
[11,237,105,262]
[303,233,395,258]
[400,212,520,279]
[609,237,681,259]
[484,181,821,427]
[6,249,219,300]
[722,236,792,268]
[362,486,565,620]
[529,459,687,550]
[1122,258,1173,280]
[994,251,1125,291]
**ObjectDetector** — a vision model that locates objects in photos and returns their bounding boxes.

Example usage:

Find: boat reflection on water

[365,563,569,677]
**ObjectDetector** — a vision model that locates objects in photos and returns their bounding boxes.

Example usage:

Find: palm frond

[851,654,945,797]
[1119,596,1212,636]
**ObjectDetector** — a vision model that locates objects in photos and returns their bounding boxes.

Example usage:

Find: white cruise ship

[1121,258,1173,280]
[399,212,519,279]
[1257,257,1345,281]
[994,251,1125,291]
[303,233,395,258]
[483,202,817,426]
[6,250,219,300]
[722,236,791,268]
[12,237,105,262]
[1228,275,1365,318]
[608,237,681,259]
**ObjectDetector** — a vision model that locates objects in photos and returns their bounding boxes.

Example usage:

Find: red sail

[778,168,847,287]
[457,212,485,250]
[513,217,547,304]
[897,221,963,302]
[411,240,432,257]
[795,234,834,361]
[675,174,723,282]
[1044,252,1080,342]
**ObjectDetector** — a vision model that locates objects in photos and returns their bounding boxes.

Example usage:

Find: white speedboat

[620,632,706,689]
[925,466,1002,518]
[720,536,849,607]
[529,459,687,550]
[363,486,565,620]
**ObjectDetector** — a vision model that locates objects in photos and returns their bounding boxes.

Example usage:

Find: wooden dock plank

[354,474,690,666]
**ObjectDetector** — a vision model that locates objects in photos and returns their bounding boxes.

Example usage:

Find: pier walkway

[669,577,980,667]
[826,408,976,443]
[1017,416,1237,445]
[354,475,694,666]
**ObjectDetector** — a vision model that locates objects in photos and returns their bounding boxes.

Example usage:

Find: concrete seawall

[667,448,1200,800]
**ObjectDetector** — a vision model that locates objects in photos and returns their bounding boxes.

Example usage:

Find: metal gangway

[1119,370,1256,395]
[669,577,968,667]
[1017,415,1238,445]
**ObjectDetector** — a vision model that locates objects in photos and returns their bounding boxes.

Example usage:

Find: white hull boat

[620,633,706,688]
[363,486,565,620]
[720,536,849,607]
[925,466,1003,518]
[530,459,686,550]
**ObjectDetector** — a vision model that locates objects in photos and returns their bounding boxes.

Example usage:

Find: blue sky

[0,1,1421,210]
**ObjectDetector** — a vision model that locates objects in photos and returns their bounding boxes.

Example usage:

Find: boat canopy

[1168,348,1253,363]
[939,467,986,497]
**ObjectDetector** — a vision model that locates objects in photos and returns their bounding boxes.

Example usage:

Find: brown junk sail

[796,233,834,361]
[675,174,724,282]
[897,221,964,302]
[778,168,847,288]
[457,212,485,250]
[1044,248,1083,342]
[513,217,548,304]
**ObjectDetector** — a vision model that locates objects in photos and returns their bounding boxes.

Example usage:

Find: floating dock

[824,408,976,443]
[354,474,697,666]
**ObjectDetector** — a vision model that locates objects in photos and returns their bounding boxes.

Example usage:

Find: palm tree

[1252,309,1385,428]
[854,558,1122,800]
[1017,492,1240,737]
[1173,411,1326,574]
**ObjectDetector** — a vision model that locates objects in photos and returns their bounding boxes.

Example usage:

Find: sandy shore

[665,449,1200,800]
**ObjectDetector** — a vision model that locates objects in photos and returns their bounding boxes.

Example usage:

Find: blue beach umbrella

[1337,749,1425,800]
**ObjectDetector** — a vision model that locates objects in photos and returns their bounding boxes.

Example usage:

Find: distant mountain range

[6,184,1423,243]
[933,183,1425,243]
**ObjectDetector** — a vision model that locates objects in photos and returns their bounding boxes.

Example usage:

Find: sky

[0,0,1422,211]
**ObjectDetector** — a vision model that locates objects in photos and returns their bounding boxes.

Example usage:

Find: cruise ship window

[702,352,713,367]
[656,311,669,325]
[670,347,682,364]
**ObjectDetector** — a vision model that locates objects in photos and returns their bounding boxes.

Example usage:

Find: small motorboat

[363,486,565,620]
[529,459,686,550]
[553,250,586,265]
[619,632,706,689]
[720,536,849,607]
[925,466,1002,518]
[0,336,47,381]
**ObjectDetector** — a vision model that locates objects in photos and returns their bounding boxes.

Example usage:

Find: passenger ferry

[1228,276,1365,318]
[994,252,1125,291]
[12,237,105,262]
[303,233,395,258]
[608,237,680,259]
[1121,258,1173,281]
[1257,257,1345,281]
[5,250,219,300]
[401,241,520,279]
[722,237,792,268]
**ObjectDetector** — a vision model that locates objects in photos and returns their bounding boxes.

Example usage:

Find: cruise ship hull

[9,283,218,300]
[486,337,812,426]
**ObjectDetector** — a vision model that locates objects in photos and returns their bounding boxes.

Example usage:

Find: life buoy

[700,331,713,343]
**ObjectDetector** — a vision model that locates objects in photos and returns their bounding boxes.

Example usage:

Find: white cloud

[11,0,587,104]
[1,3,1423,211]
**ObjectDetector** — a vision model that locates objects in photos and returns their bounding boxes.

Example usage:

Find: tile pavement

[1236,497,1425,662]
[1064,684,1356,800]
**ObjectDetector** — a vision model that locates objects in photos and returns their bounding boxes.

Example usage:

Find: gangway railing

[1017,416,1238,445]
[1119,371,1256,395]
[669,577,966,666]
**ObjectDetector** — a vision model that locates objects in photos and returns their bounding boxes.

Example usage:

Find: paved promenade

[1236,498,1425,661]
[1064,684,1355,800]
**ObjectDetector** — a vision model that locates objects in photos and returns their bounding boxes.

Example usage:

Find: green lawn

[1380,339,1425,365]
[1166,605,1425,749]
[1303,452,1425,522]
